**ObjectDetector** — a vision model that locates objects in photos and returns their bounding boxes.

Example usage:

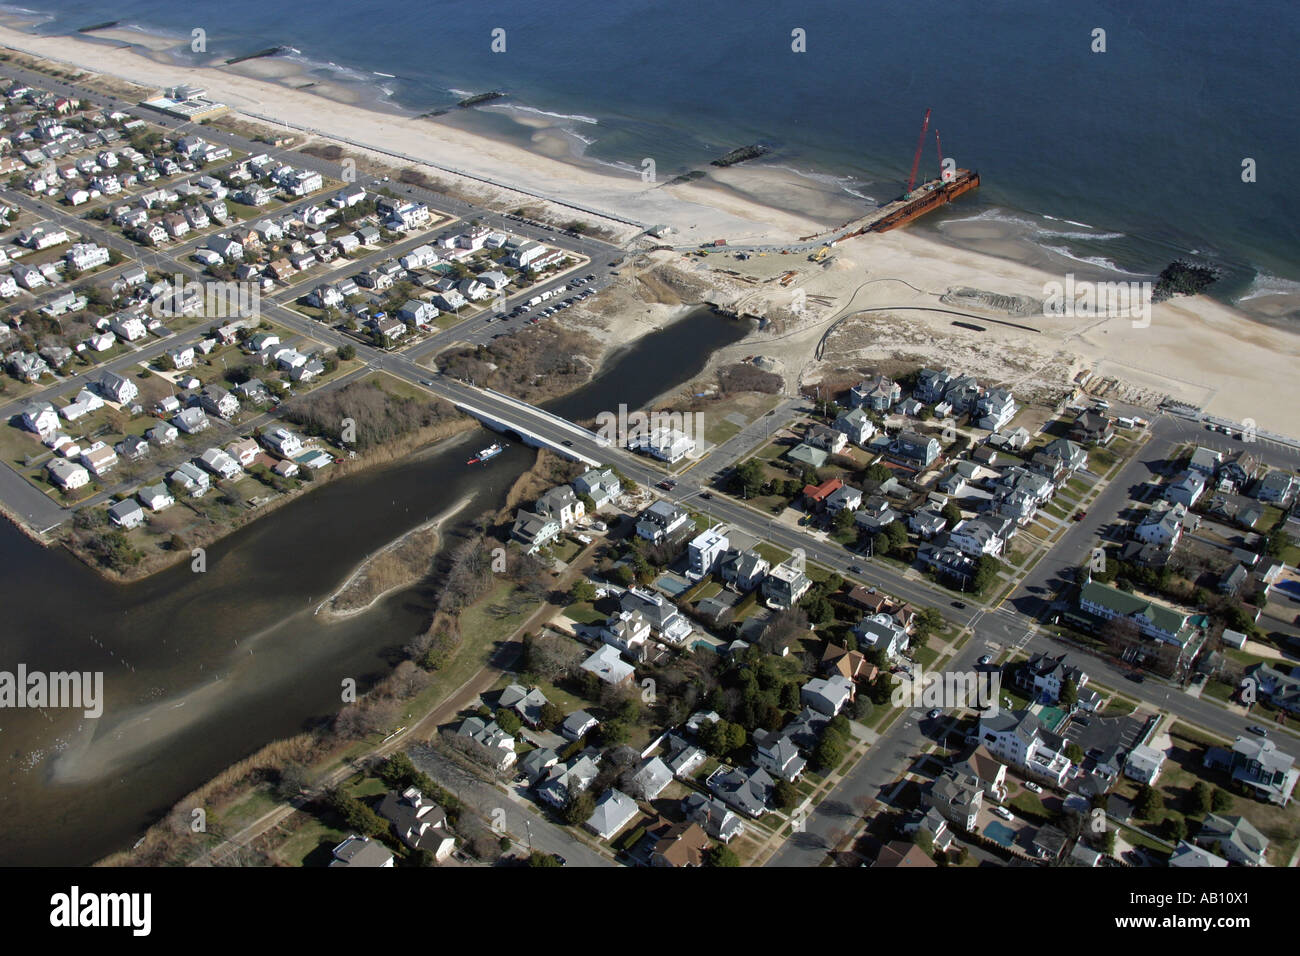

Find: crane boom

[907,107,932,196]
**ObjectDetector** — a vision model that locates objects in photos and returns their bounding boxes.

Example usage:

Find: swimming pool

[984,821,1017,847]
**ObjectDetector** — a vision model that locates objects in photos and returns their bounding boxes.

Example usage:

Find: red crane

[906,107,932,196]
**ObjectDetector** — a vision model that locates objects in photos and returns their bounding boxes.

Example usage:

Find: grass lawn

[563,601,605,626]
[272,815,350,867]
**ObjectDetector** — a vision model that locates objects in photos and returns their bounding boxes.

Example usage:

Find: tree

[1065,743,1084,764]
[338,344,356,361]
[883,520,909,556]
[773,779,798,811]
[814,735,843,771]
[732,459,766,499]
[851,696,874,721]
[563,791,596,826]
[528,850,562,866]
[1059,677,1078,708]
[1135,784,1163,820]
[1165,814,1187,842]
[1211,788,1232,813]
[706,845,739,867]
[495,709,522,735]
[569,577,597,603]
[538,701,565,731]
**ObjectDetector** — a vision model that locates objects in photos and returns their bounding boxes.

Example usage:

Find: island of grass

[711,144,769,168]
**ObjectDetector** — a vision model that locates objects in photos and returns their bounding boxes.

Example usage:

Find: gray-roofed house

[1195,813,1269,866]
[682,792,746,842]
[377,786,457,860]
[561,710,598,741]
[585,788,640,840]
[628,757,674,801]
[800,675,854,716]
[707,765,774,818]
[328,835,394,868]
[498,683,549,728]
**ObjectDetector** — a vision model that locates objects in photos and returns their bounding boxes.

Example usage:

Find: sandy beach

[1,23,1298,435]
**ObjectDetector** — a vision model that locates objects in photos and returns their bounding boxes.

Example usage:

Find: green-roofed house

[786,443,829,469]
[1076,579,1198,648]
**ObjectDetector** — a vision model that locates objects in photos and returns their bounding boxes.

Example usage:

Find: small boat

[467,442,505,465]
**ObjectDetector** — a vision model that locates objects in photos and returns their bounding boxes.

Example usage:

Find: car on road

[1072,510,1087,521]
[657,479,676,491]
[1024,781,1043,794]
[978,655,992,666]
[951,600,967,609]
[700,492,713,500]
[992,806,1014,821]
[561,439,573,447]
[1246,725,1269,737]
[552,854,567,866]
[419,380,433,387]
[927,708,942,720]
[847,564,863,574]
[1125,671,1145,683]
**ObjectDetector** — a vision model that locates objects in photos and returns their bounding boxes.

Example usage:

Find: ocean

[4,0,1298,309]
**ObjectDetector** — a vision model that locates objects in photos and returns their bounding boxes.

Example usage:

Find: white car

[1024,781,1043,794]
[992,806,1014,821]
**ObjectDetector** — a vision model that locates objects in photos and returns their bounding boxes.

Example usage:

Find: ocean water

[6,0,1300,301]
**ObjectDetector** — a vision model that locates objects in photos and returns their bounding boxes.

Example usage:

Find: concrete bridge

[451,385,610,468]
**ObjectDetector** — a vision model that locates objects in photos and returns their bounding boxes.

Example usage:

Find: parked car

[927,708,942,720]
[992,806,1014,821]
[1246,725,1269,737]
[978,655,992,666]
[1024,781,1043,794]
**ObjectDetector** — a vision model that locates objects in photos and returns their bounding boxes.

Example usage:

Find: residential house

[107,498,144,529]
[1202,736,1297,806]
[649,821,711,868]
[707,765,774,818]
[328,835,394,868]
[854,613,910,660]
[572,467,621,508]
[1164,470,1206,508]
[850,374,901,411]
[833,406,876,445]
[497,684,550,729]
[800,675,854,716]
[585,789,639,841]
[454,716,517,771]
[377,787,456,860]
[635,500,691,544]
[889,430,941,469]
[762,558,811,610]
[687,524,730,579]
[580,644,635,686]
[1195,813,1269,866]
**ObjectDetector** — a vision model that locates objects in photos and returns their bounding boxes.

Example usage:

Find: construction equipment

[808,244,832,263]
[906,107,932,197]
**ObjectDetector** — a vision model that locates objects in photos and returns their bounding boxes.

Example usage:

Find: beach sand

[1,23,1297,435]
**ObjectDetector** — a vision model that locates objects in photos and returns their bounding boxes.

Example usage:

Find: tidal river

[0,308,747,865]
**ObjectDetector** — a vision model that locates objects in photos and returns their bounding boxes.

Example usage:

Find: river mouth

[0,306,748,865]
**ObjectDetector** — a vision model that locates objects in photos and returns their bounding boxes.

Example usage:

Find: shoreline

[316,493,473,621]
[0,26,1296,436]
